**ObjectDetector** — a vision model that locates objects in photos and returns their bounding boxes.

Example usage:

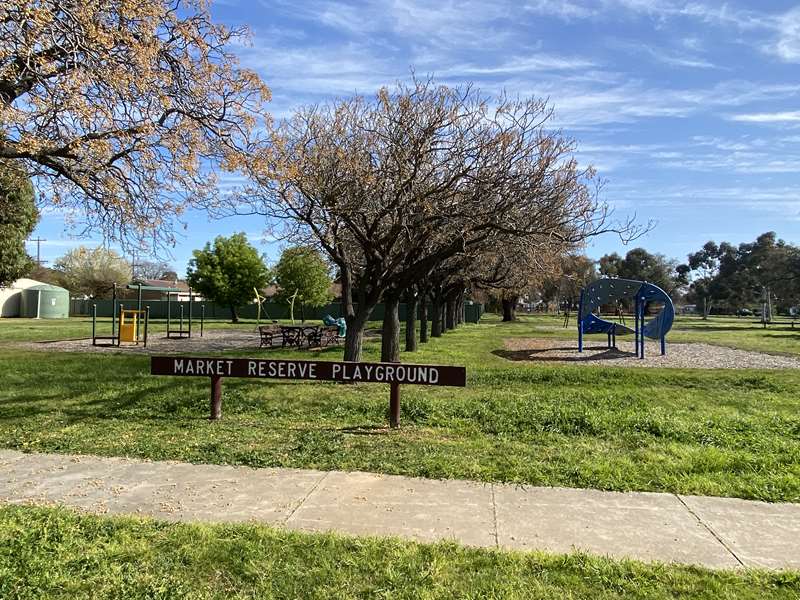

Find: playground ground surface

[500,338,800,369]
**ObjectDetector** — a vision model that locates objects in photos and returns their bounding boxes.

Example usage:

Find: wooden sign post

[151,356,466,428]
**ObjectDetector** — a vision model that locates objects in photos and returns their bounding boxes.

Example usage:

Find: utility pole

[27,237,47,267]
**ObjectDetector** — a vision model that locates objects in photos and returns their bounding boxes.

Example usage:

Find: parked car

[736,308,753,316]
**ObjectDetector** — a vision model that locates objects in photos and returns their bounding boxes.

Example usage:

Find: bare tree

[236,78,631,362]
[133,260,174,280]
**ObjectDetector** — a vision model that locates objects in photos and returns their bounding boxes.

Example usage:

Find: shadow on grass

[674,325,789,333]
[0,380,184,422]
[333,425,393,436]
[492,347,637,363]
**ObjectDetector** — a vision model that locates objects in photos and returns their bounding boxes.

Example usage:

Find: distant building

[129,279,198,302]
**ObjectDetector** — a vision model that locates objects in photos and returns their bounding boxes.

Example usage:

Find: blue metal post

[577,290,584,352]
[639,299,645,359]
[660,334,666,356]
[634,297,639,357]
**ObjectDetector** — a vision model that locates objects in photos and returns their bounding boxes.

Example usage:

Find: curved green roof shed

[19,284,69,319]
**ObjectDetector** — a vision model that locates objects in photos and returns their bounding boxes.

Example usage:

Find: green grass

[1,316,799,501]
[1,505,797,599]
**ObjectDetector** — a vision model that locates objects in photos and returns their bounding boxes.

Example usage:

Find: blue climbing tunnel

[578,278,675,357]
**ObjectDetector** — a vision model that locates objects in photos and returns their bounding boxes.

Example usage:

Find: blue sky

[29,0,800,274]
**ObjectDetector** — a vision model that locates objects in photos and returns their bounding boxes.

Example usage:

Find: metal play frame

[91,283,151,347]
[577,278,675,358]
[128,283,204,339]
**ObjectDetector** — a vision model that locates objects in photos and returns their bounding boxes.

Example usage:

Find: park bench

[258,325,281,347]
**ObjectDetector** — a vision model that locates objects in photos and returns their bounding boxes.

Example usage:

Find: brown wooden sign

[150,356,466,427]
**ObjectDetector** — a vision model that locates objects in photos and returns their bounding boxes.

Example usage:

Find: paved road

[1,450,798,570]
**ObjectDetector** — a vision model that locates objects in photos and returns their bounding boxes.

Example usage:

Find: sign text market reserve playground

[151,356,466,427]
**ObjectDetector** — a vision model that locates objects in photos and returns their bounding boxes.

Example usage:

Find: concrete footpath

[1,450,798,571]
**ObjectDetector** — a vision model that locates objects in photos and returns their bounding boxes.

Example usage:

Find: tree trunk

[431,295,443,337]
[343,310,370,362]
[456,292,464,325]
[340,262,375,362]
[230,304,239,323]
[445,294,456,330]
[501,298,516,322]
[381,294,401,363]
[300,302,305,323]
[404,292,418,353]
[702,296,712,320]
[419,298,429,343]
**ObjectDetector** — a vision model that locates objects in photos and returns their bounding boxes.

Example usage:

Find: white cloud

[611,183,800,215]
[439,55,597,77]
[771,7,800,62]
[728,111,800,123]
[524,0,597,20]
[522,80,800,128]
[609,40,717,69]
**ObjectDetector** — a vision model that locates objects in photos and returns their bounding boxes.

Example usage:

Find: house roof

[131,279,191,292]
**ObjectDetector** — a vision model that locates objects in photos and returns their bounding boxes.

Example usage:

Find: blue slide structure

[577,278,675,358]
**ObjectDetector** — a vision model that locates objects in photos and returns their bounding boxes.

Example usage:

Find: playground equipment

[92,304,150,347]
[91,282,204,347]
[91,283,122,346]
[577,278,675,358]
[130,283,203,339]
[253,287,269,328]
[118,308,149,345]
[165,289,197,339]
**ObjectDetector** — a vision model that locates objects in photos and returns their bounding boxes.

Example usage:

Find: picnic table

[259,324,343,349]
[279,324,319,347]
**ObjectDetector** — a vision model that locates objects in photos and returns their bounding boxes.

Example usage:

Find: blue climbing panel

[578,277,674,357]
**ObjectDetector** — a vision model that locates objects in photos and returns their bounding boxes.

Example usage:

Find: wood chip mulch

[498,338,800,369]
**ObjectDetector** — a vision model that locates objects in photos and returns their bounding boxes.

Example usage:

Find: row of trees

[526,235,800,318]
[592,234,800,317]
[683,233,800,317]
[229,79,632,362]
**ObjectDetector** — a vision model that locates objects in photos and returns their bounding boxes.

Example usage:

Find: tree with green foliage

[274,246,333,323]
[683,233,800,317]
[53,246,131,297]
[0,162,38,286]
[598,248,687,295]
[186,233,270,322]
